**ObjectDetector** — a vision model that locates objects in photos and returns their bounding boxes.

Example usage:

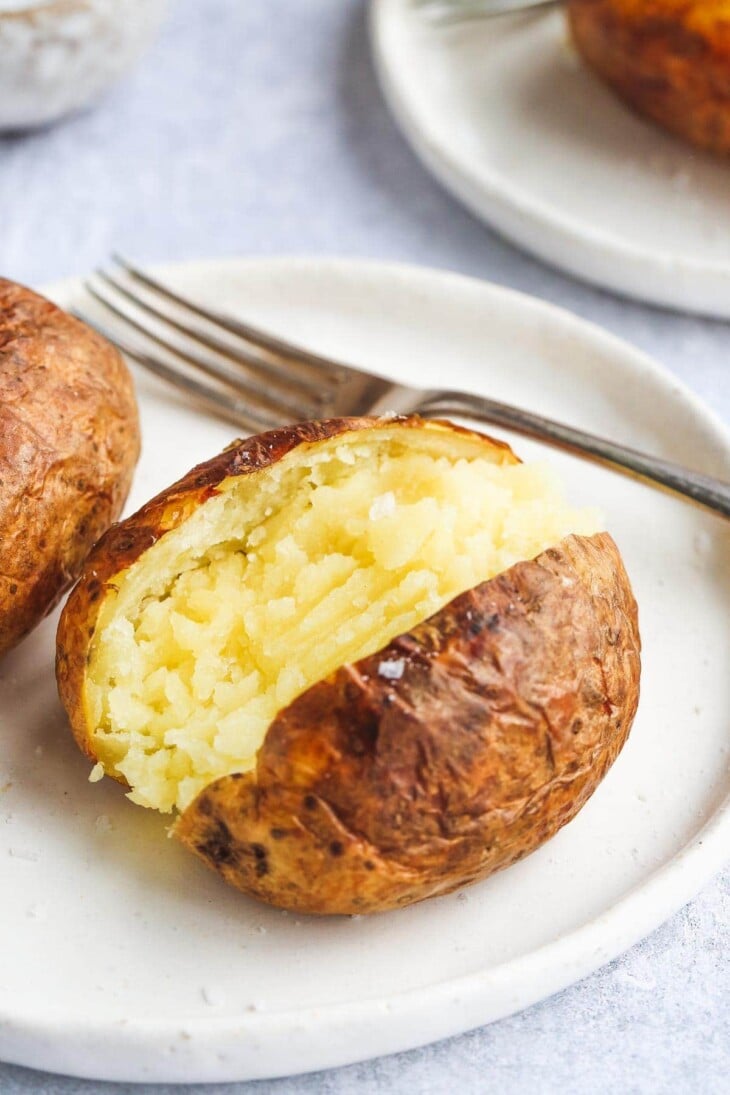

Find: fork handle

[418,389,730,520]
[418,0,561,22]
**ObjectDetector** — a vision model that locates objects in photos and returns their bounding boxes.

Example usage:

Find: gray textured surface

[0,0,728,1091]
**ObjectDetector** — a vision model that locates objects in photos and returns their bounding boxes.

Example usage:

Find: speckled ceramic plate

[371,0,730,318]
[0,258,728,1083]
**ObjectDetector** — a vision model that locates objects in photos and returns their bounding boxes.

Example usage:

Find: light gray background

[0,1,728,1092]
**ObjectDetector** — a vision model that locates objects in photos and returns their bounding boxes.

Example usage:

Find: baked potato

[568,0,730,154]
[0,278,140,657]
[56,417,641,915]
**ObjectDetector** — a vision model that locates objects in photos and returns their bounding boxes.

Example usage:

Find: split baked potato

[56,417,641,915]
[0,279,140,657]
[568,0,730,154]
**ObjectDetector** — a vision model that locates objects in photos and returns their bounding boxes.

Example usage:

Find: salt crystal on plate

[9,847,38,862]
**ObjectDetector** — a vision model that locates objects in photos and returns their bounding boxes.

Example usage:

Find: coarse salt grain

[378,658,405,681]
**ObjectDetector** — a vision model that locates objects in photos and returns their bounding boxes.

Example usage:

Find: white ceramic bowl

[0,0,169,131]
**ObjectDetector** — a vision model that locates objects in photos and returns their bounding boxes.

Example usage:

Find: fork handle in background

[417,0,562,24]
[414,389,730,520]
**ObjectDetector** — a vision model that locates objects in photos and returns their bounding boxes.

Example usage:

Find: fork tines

[75,256,346,434]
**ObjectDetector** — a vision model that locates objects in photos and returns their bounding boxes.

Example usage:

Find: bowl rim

[0,0,161,20]
[0,0,92,20]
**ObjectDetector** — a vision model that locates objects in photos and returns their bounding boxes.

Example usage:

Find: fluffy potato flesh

[84,428,601,813]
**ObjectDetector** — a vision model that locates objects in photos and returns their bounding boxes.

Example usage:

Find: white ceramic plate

[370,0,730,318]
[1,258,729,1084]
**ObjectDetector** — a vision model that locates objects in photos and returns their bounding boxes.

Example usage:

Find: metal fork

[414,0,561,25]
[73,256,730,521]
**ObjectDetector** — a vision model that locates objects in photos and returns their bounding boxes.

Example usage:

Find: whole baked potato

[56,417,640,915]
[0,279,140,657]
[568,0,730,154]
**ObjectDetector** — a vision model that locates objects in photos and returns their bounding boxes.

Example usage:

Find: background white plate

[0,258,729,1084]
[370,0,730,318]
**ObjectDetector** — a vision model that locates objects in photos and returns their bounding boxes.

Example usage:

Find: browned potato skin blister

[568,0,730,154]
[57,417,641,916]
[0,279,140,657]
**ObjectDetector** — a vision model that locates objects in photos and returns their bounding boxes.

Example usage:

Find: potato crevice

[85,430,601,813]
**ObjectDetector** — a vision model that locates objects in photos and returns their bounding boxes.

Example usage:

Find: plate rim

[369,0,730,319]
[1,254,728,1083]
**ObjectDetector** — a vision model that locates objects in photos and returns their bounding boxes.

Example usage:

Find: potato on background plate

[56,416,641,915]
[568,0,730,154]
[0,279,140,658]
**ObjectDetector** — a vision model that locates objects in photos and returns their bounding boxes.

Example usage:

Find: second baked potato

[57,417,641,915]
[0,278,140,657]
[568,0,730,154]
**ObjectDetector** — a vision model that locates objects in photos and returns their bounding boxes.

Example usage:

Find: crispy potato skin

[57,417,640,915]
[0,279,140,657]
[176,532,640,915]
[568,0,730,154]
